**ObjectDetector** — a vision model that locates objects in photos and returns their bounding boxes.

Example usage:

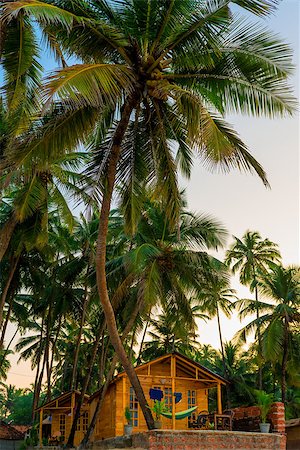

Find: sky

[5,0,300,388]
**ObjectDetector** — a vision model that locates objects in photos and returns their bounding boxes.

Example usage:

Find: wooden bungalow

[36,391,89,447]
[89,352,227,441]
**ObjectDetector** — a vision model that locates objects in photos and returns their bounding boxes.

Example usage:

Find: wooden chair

[196,410,210,430]
[214,409,234,431]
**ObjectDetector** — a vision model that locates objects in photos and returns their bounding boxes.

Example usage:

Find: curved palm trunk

[95,94,154,430]
[281,317,289,404]
[216,306,231,409]
[0,256,19,333]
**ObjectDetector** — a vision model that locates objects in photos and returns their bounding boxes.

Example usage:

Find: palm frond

[42,63,135,109]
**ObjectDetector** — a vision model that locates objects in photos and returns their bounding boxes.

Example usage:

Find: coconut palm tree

[197,271,237,386]
[225,231,281,388]
[1,0,295,430]
[235,265,300,403]
[214,342,256,407]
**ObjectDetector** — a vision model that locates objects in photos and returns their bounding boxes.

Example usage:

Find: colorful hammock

[161,406,198,420]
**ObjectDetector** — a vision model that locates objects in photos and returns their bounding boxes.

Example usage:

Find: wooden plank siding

[37,354,226,444]
[89,353,220,440]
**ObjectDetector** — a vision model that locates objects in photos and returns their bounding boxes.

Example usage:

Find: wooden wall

[90,384,116,441]
[91,357,209,439]
[50,406,89,446]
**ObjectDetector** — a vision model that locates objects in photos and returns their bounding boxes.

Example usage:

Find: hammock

[161,406,198,420]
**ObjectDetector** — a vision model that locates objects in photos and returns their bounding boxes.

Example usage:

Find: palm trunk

[32,318,45,420]
[98,331,107,389]
[216,306,231,409]
[0,325,18,371]
[71,273,90,391]
[252,266,263,390]
[0,256,19,332]
[80,297,144,448]
[95,94,154,430]
[45,317,52,402]
[66,320,106,447]
[0,295,14,348]
[33,349,47,420]
[137,319,149,364]
[129,326,137,360]
[281,317,289,404]
[48,315,62,398]
[0,215,18,262]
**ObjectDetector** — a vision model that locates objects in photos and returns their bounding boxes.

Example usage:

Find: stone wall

[232,402,285,434]
[131,430,286,450]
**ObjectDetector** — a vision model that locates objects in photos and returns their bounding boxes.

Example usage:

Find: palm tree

[140,303,205,362]
[235,265,300,403]
[213,342,256,407]
[225,231,281,388]
[1,0,295,430]
[197,270,237,397]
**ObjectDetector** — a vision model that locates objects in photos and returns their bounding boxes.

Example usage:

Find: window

[59,414,66,439]
[82,411,89,432]
[76,411,89,432]
[153,386,172,411]
[129,387,138,427]
[187,390,197,419]
[164,387,173,412]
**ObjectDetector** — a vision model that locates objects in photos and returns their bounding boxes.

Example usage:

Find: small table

[214,413,233,431]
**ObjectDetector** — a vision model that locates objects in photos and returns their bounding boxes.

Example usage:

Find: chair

[196,410,210,430]
[214,409,234,431]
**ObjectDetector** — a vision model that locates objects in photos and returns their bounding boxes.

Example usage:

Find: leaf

[42,63,135,109]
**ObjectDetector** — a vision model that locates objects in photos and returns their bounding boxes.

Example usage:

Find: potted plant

[148,400,169,429]
[124,406,133,435]
[255,390,274,433]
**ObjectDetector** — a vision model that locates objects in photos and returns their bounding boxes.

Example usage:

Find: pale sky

[5,0,299,388]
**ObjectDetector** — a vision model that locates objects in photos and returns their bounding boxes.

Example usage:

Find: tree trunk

[0,256,19,332]
[48,315,62,399]
[281,317,289,404]
[81,355,118,449]
[45,316,52,402]
[66,320,106,447]
[216,306,231,408]
[0,294,14,348]
[32,348,47,420]
[137,319,149,364]
[0,326,18,371]
[80,297,144,448]
[71,272,90,390]
[0,215,18,262]
[94,94,154,430]
[98,331,107,389]
[32,318,45,420]
[252,266,263,390]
